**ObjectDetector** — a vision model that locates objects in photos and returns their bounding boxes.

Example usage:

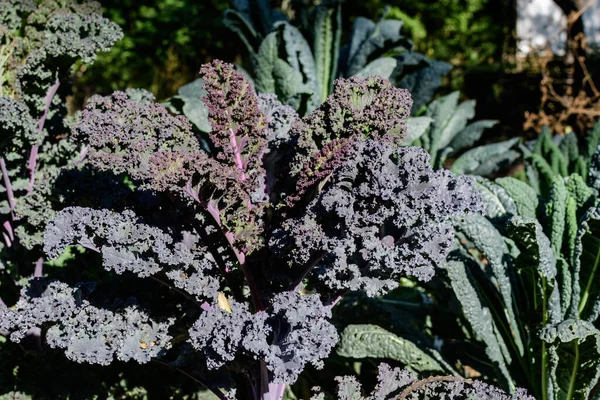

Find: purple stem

[26,146,38,193]
[259,362,286,400]
[2,220,13,247]
[75,145,88,165]
[327,289,350,308]
[1,232,10,247]
[288,250,327,292]
[3,220,13,241]
[228,127,247,182]
[268,383,286,400]
[27,78,60,193]
[0,157,17,216]
[34,257,44,277]
[183,180,263,310]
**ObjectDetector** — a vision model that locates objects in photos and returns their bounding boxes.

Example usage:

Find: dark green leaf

[313,0,342,103]
[223,9,261,55]
[571,205,600,322]
[474,177,518,220]
[454,213,525,355]
[354,58,397,80]
[396,57,452,113]
[450,138,519,176]
[337,324,445,374]
[442,257,512,384]
[448,120,498,153]
[177,78,211,133]
[540,319,600,400]
[276,22,320,112]
[495,177,539,219]
[507,216,561,325]
[545,176,567,254]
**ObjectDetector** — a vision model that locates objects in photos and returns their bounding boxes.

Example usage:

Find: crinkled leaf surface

[337,324,445,373]
[540,319,600,400]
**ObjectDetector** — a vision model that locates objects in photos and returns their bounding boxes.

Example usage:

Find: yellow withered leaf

[217,292,232,313]
[139,342,147,349]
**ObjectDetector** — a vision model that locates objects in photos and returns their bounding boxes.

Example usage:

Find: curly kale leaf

[188,297,270,370]
[73,65,271,251]
[0,280,174,365]
[312,363,534,399]
[0,0,122,257]
[44,207,221,300]
[291,75,412,173]
[72,90,199,186]
[4,1,122,113]
[0,96,40,149]
[274,140,483,297]
[189,291,337,384]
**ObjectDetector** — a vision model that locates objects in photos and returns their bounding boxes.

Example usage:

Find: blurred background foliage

[73,0,596,139]
[78,0,515,98]
[73,0,233,101]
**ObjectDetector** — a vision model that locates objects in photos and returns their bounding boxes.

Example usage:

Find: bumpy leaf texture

[311,363,534,399]
[0,0,122,254]
[72,90,200,185]
[2,58,486,397]
[291,75,412,173]
[44,207,222,300]
[72,63,272,251]
[1,0,122,112]
[189,291,337,384]
[0,280,174,365]
[274,140,483,296]
[0,97,40,149]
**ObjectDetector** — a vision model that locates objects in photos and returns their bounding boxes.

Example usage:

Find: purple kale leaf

[72,90,200,186]
[13,59,486,398]
[315,363,534,400]
[189,291,337,384]
[274,140,483,296]
[44,206,221,301]
[0,280,174,365]
[291,75,412,174]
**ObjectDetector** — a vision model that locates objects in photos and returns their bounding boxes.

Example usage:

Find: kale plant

[406,91,516,174]
[0,2,193,398]
[521,122,600,197]
[165,2,452,141]
[223,0,451,115]
[1,61,484,399]
[332,163,600,399]
[0,0,122,273]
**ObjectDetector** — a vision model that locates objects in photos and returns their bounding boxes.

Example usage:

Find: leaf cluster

[0,60,483,399]
[224,0,451,115]
[334,140,600,399]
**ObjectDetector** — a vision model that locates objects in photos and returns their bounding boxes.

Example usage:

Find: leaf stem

[0,157,17,217]
[398,375,471,399]
[288,250,326,291]
[153,359,230,400]
[578,241,600,316]
[184,181,264,310]
[28,78,60,193]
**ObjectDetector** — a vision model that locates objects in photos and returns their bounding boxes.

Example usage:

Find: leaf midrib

[578,235,600,316]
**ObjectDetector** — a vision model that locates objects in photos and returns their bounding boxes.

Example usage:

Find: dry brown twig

[523,0,600,134]
[396,376,473,400]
